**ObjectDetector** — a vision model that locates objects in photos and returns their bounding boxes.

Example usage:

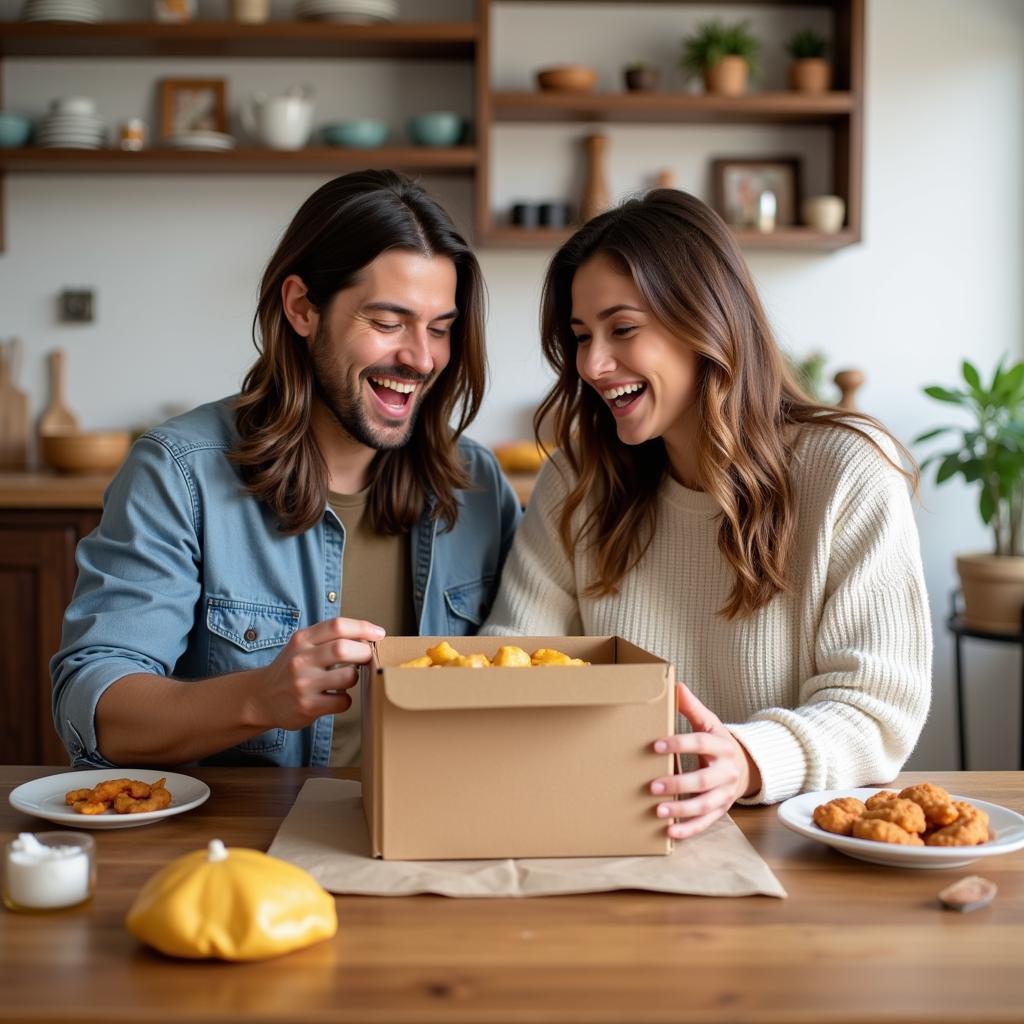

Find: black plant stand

[946,589,1024,770]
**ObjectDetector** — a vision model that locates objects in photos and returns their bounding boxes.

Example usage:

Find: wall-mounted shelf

[0,0,864,253]
[0,146,477,174]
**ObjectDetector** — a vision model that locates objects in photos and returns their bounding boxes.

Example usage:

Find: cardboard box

[361,635,675,860]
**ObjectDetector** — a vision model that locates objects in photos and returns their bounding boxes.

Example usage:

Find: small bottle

[3,832,96,913]
[118,119,147,152]
[757,189,777,233]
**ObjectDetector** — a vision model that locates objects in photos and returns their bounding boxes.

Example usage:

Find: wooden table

[1,767,1021,1023]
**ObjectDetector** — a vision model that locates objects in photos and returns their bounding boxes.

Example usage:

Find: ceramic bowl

[407,111,464,147]
[322,118,389,148]
[0,113,31,149]
[535,65,598,93]
[41,431,131,474]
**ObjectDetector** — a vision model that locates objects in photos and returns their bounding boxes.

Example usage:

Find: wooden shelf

[481,225,858,252]
[0,146,478,173]
[493,90,855,124]
[0,20,478,58]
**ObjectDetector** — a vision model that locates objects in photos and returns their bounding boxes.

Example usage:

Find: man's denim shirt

[51,398,522,769]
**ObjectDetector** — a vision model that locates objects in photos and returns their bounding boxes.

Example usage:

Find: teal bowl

[0,113,31,149]
[322,119,389,148]
[407,111,464,147]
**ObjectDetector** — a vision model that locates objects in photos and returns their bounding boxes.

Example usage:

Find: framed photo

[711,157,802,228]
[159,78,227,138]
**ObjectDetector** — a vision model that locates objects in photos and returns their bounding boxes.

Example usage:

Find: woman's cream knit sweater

[482,425,933,805]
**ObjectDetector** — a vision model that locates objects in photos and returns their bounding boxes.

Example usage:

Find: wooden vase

[580,133,611,223]
[703,56,748,97]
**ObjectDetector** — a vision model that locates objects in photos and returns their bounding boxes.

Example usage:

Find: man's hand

[648,683,762,840]
[246,617,385,731]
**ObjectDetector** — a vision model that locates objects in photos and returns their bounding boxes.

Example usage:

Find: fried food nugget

[65,787,95,806]
[113,779,171,814]
[926,803,991,847]
[861,798,927,835]
[426,641,462,666]
[899,783,958,826]
[852,818,924,845]
[453,653,492,668]
[492,645,532,667]
[65,776,172,815]
[531,648,589,666]
[864,790,900,811]
[92,777,138,802]
[812,797,866,836]
[399,655,434,668]
[74,800,112,815]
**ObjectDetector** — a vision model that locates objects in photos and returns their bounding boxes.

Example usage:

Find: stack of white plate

[163,131,236,151]
[19,0,102,22]
[35,110,106,149]
[294,0,396,23]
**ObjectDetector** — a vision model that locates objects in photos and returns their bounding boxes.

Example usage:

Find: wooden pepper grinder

[834,369,865,410]
[580,133,610,223]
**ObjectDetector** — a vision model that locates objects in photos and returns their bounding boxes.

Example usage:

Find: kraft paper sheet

[267,778,787,899]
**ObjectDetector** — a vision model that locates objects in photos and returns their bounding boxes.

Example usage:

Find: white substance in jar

[3,832,94,911]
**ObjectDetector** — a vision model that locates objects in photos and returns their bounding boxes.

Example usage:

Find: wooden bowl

[41,430,131,474]
[535,65,598,93]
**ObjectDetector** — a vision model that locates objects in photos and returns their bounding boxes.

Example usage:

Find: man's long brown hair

[538,189,915,619]
[231,170,487,535]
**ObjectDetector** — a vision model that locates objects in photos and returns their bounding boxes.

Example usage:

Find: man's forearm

[95,670,269,765]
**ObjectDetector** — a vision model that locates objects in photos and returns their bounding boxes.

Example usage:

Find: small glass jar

[118,119,147,151]
[3,832,96,913]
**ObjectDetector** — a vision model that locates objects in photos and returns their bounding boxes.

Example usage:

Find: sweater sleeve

[729,436,933,804]
[481,453,582,637]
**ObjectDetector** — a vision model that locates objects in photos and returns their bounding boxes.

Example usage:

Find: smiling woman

[483,188,932,841]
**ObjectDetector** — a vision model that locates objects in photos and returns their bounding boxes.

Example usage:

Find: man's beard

[310,325,430,451]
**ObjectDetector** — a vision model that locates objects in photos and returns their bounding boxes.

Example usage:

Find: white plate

[9,769,210,830]
[778,787,1024,868]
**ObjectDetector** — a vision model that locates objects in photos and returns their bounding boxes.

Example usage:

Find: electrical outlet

[59,289,95,323]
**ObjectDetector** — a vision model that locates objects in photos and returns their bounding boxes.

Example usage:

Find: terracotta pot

[703,56,748,97]
[789,58,832,93]
[956,553,1024,634]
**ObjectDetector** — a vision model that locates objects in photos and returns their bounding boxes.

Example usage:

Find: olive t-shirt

[327,488,416,767]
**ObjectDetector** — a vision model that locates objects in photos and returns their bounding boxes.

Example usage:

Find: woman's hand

[649,683,761,840]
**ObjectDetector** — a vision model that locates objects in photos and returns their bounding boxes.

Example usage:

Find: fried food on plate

[852,818,924,846]
[64,776,172,815]
[864,790,899,810]
[861,798,926,835]
[812,797,867,836]
[926,806,991,847]
[898,783,958,826]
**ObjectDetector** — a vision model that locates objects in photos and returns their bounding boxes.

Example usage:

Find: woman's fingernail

[657,804,670,817]
[373,626,386,637]
[654,740,668,753]
[651,782,665,794]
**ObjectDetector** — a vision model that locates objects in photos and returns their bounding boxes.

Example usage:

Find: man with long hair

[52,170,521,768]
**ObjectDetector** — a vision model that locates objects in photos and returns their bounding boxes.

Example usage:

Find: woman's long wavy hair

[231,170,487,535]
[538,189,915,619]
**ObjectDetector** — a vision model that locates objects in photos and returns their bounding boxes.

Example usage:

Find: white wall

[2,0,1022,767]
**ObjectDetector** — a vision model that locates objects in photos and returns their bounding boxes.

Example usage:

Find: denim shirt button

[327,591,338,603]
[244,628,257,642]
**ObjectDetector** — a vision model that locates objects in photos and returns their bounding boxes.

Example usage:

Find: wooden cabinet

[0,0,864,252]
[0,507,100,765]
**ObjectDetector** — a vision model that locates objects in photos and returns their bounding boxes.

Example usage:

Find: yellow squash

[125,839,337,961]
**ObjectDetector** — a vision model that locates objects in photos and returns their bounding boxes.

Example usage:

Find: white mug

[802,195,846,234]
[241,89,315,150]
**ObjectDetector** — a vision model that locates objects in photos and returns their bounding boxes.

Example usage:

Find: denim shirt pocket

[206,596,300,755]
[442,577,493,635]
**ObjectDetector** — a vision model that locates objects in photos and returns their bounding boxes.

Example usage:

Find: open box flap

[381,667,669,711]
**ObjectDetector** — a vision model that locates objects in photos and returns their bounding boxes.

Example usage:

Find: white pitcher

[242,85,314,150]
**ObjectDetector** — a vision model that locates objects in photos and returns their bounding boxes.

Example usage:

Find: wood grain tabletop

[1,766,1021,1024]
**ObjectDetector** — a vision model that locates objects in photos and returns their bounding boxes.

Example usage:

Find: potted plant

[681,19,760,98]
[916,358,1024,633]
[623,61,659,93]
[785,28,831,93]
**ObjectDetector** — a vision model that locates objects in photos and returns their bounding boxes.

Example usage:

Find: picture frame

[159,78,227,138]
[711,157,802,229]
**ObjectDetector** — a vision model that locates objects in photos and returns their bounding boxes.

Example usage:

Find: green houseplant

[681,19,760,98]
[785,28,832,93]
[916,357,1024,632]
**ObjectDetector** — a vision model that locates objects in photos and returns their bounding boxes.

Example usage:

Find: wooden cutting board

[38,347,79,436]
[0,338,30,470]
